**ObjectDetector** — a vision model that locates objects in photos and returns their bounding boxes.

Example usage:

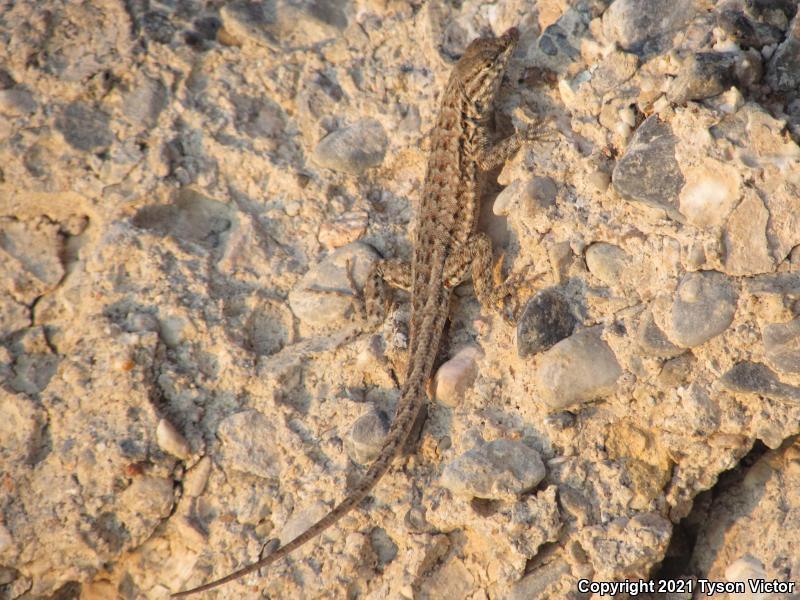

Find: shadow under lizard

[173,26,528,597]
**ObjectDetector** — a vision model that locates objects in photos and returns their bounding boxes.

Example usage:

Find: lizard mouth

[503,27,520,44]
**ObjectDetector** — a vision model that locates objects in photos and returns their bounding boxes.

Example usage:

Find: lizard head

[452,27,519,118]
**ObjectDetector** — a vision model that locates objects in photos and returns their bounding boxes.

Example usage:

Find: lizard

[173,25,528,597]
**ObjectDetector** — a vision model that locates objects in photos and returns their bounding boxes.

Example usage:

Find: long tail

[171,382,425,597]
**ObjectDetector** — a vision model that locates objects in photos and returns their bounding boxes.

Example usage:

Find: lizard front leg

[444,233,532,319]
[475,119,554,171]
[363,258,411,323]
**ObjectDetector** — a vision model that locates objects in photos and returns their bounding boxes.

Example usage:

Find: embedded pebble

[313,119,388,174]
[745,272,800,296]
[525,176,558,212]
[719,362,800,404]
[0,392,45,463]
[668,271,738,347]
[346,410,389,464]
[440,439,545,501]
[548,242,573,283]
[218,410,285,479]
[0,88,37,116]
[585,242,628,287]
[183,456,213,498]
[603,0,694,51]
[724,555,767,596]
[288,242,379,330]
[516,288,576,357]
[0,294,30,338]
[279,501,330,546]
[761,318,800,374]
[578,513,672,580]
[678,160,741,228]
[175,515,207,550]
[667,52,736,104]
[766,12,800,93]
[637,310,683,358]
[587,170,611,194]
[433,346,483,407]
[0,217,65,304]
[716,9,783,48]
[612,116,685,219]
[658,353,695,386]
[156,418,191,460]
[318,209,368,249]
[493,180,524,216]
[120,476,174,521]
[535,328,622,410]
[122,75,168,129]
[54,102,113,152]
[723,191,774,276]
[219,1,280,48]
[590,49,639,95]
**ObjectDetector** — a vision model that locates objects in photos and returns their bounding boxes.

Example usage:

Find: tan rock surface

[2,0,800,598]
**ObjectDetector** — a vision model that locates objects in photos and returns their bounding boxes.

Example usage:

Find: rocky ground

[1,0,800,599]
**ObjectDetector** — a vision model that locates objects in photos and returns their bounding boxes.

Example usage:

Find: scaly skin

[172,26,521,597]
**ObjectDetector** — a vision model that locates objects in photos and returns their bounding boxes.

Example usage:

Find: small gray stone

[55,102,113,152]
[719,361,800,404]
[141,10,176,44]
[585,242,628,287]
[668,271,738,347]
[612,116,685,219]
[0,292,30,338]
[119,476,174,524]
[766,13,800,93]
[535,328,622,410]
[346,410,389,464]
[517,288,576,357]
[526,176,558,213]
[716,9,783,49]
[218,410,285,479]
[131,188,235,251]
[508,559,571,600]
[762,318,800,374]
[0,88,37,116]
[667,53,737,104]
[122,76,168,129]
[440,439,545,500]
[288,242,379,330]
[603,0,694,52]
[745,272,800,296]
[658,353,695,386]
[313,119,388,174]
[590,50,639,95]
[637,310,683,358]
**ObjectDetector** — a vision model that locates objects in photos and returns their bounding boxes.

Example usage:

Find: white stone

[434,346,483,407]
[156,418,192,460]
